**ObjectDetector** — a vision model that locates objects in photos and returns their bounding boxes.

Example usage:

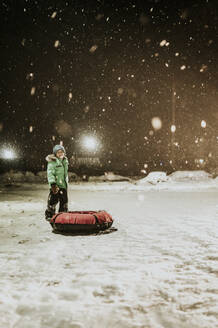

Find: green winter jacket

[46,154,69,189]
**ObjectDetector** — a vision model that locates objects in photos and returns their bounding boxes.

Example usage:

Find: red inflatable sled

[50,210,113,234]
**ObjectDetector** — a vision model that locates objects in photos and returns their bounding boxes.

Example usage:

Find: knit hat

[53,144,66,155]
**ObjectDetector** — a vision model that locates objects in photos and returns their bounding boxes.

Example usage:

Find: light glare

[82,136,98,151]
[2,149,16,160]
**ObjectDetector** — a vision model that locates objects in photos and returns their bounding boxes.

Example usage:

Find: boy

[45,144,69,221]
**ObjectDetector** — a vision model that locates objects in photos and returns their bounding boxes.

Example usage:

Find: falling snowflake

[160,40,169,47]
[30,87,36,95]
[54,40,60,48]
[21,38,26,46]
[68,92,72,101]
[201,120,206,128]
[171,125,176,133]
[89,45,98,53]
[51,12,57,19]
[200,64,207,73]
[151,117,162,130]
[26,73,34,80]
[84,105,90,113]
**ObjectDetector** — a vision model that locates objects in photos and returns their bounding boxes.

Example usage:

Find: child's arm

[47,162,56,185]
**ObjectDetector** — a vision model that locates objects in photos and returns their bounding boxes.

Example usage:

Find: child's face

[56,150,65,159]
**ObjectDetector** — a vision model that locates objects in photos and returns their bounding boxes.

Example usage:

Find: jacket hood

[46,154,57,162]
[46,154,68,162]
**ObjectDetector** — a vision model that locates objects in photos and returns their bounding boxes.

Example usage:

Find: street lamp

[81,135,100,152]
[0,147,17,160]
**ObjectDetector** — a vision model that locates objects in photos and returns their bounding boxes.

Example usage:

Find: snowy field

[1,182,218,328]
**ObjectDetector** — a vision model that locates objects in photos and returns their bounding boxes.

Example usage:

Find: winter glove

[51,184,59,194]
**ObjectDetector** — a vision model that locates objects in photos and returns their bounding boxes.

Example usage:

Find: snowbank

[89,172,131,182]
[1,170,218,192]
[68,172,79,182]
[136,171,169,185]
[0,171,26,183]
[169,170,212,181]
[36,171,47,182]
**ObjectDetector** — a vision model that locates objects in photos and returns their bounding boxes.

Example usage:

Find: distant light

[180,65,186,70]
[201,120,206,128]
[1,148,16,160]
[171,125,176,133]
[82,136,99,151]
[151,117,162,130]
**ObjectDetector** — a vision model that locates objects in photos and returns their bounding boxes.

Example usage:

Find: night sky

[1,0,218,174]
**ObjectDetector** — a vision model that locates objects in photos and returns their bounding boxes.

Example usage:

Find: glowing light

[201,120,206,128]
[1,148,16,160]
[82,136,99,151]
[151,117,162,130]
[171,125,176,133]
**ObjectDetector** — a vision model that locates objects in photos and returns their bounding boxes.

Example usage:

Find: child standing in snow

[45,144,69,221]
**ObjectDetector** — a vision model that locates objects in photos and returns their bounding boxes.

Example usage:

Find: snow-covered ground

[1,182,218,328]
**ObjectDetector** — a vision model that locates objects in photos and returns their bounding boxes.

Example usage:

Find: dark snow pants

[45,188,68,219]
